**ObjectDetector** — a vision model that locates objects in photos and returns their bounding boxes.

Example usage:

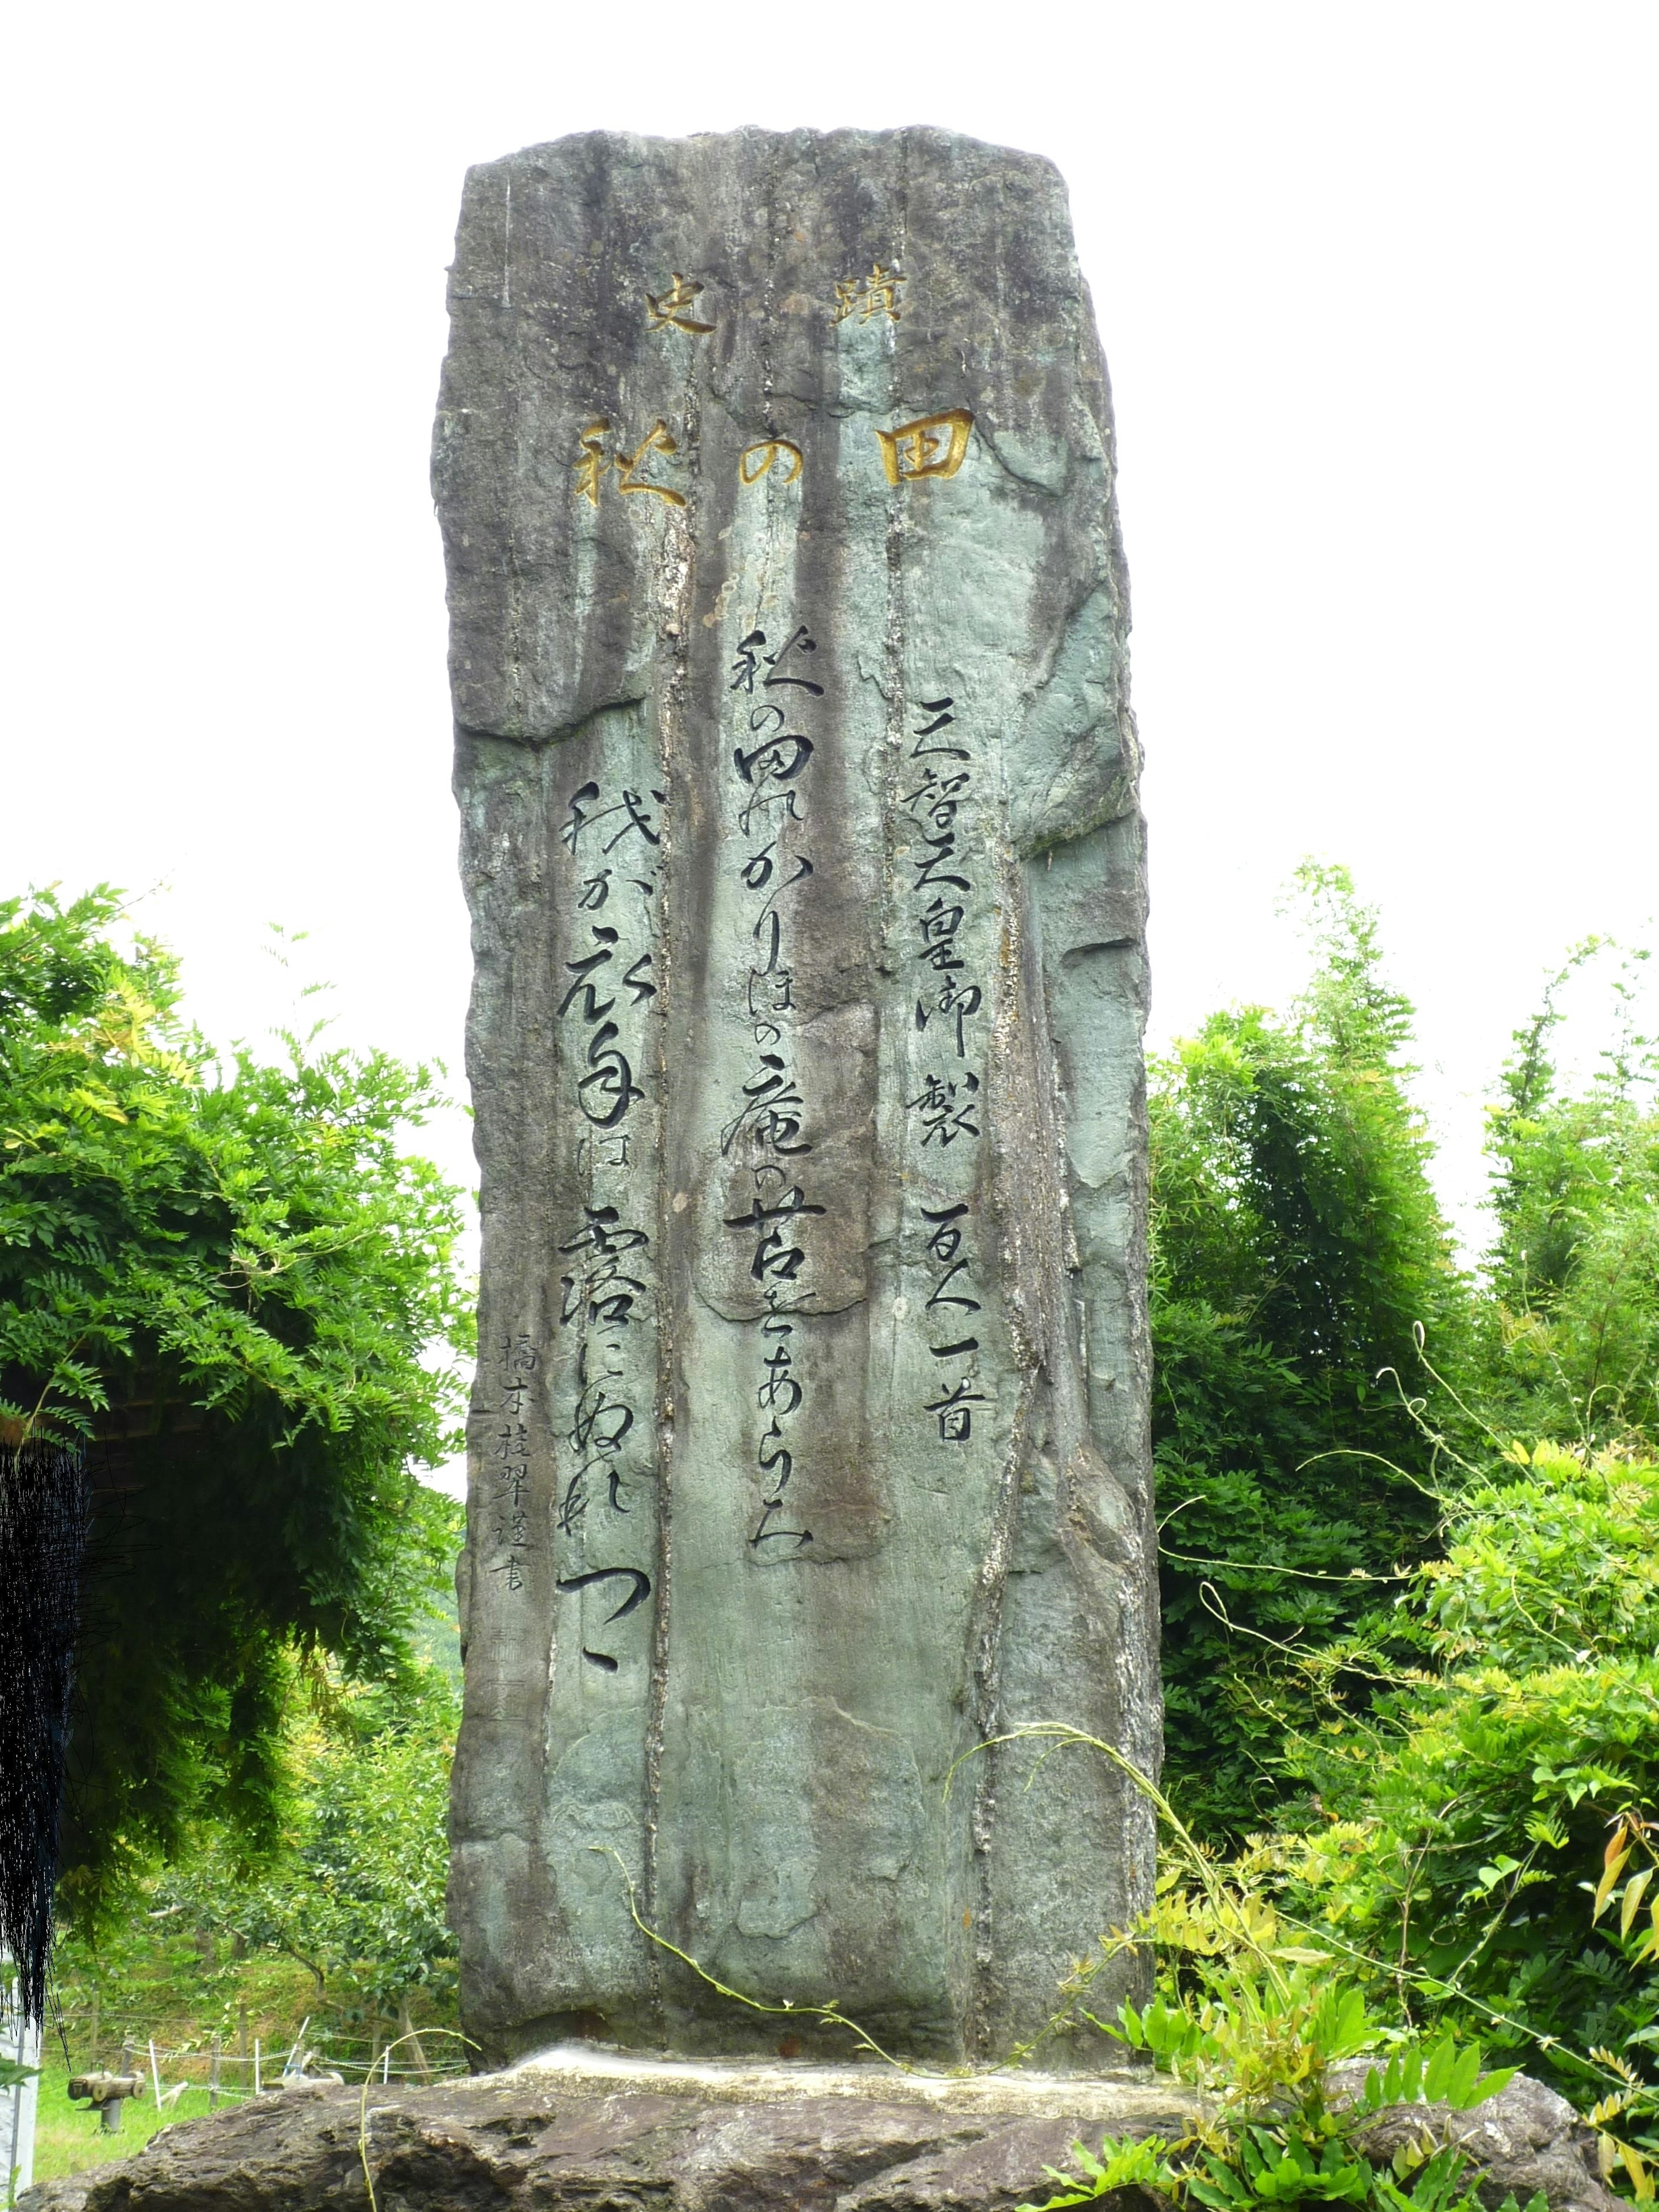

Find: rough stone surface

[1336,2068,1624,2212]
[16,2053,1194,2212]
[434,126,1155,2068]
[17,2055,1616,2212]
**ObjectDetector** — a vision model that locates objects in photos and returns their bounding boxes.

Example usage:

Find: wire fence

[48,2010,468,2104]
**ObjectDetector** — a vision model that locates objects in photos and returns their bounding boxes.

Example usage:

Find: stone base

[18,2046,1615,2212]
[20,2045,1192,2212]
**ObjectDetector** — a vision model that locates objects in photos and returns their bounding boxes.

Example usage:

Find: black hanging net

[0,1439,89,2025]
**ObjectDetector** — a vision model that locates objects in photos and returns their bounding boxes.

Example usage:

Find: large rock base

[20,2048,1192,2212]
[19,2047,1617,2212]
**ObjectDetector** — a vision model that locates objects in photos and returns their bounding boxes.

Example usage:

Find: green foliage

[1483,944,1659,1447]
[1287,1445,1659,2131]
[162,1661,460,2024]
[1016,1809,1526,2212]
[51,1641,461,2058]
[0,886,471,1914]
[1151,864,1468,1837]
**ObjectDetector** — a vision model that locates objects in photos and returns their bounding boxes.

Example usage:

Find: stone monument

[435,126,1156,2070]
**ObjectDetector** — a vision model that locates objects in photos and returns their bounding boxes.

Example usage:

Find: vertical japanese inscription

[901,694,992,1443]
[553,777,663,1666]
[724,623,827,1554]
[488,1333,538,1590]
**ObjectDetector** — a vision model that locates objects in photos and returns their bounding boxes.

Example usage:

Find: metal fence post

[1,1969,41,2207]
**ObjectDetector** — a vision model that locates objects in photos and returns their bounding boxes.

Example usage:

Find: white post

[0,1972,41,2210]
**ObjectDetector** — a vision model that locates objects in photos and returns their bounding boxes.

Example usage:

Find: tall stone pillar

[435,127,1157,2069]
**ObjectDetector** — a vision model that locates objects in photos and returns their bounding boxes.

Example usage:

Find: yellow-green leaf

[1594,1849,1632,1921]
[1621,1867,1653,1938]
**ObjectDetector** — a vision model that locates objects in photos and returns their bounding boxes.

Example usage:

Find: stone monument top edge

[461,122,1069,181]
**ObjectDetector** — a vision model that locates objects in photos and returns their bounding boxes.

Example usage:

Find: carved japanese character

[740,438,803,486]
[645,273,714,334]
[876,410,973,484]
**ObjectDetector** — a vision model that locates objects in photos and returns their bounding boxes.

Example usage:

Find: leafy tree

[155,1658,460,2045]
[1483,944,1659,1447]
[0,887,470,1917]
[1150,865,1469,1839]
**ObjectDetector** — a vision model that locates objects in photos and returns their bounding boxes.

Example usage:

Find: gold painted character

[574,420,613,505]
[876,408,973,484]
[645,272,715,335]
[833,261,904,324]
[739,437,804,487]
[616,420,687,507]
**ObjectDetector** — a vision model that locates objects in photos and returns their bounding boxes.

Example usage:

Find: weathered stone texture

[17,2058,1620,2212]
[435,127,1156,2067]
[17,2057,1195,2212]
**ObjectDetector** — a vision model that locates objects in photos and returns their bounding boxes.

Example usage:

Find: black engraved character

[731,624,824,697]
[903,764,972,824]
[749,908,789,989]
[761,624,824,694]
[570,1381,634,1461]
[724,1184,826,1282]
[557,1467,590,1534]
[562,781,666,857]
[493,1449,529,1511]
[559,1206,650,1329]
[750,1502,813,1551]
[909,697,967,761]
[555,1566,652,1671]
[558,927,618,1021]
[912,827,973,896]
[741,840,777,891]
[924,1375,991,1444]
[559,1442,632,1527]
[926,1267,981,1318]
[605,790,665,853]
[560,781,602,855]
[751,1418,812,1552]
[578,1023,642,1127]
[578,868,612,910]
[754,855,814,939]
[730,630,765,693]
[757,1341,802,1416]
[491,1462,535,1582]
[915,896,967,971]
[908,1070,981,1146]
[734,725,814,790]
[748,961,794,1029]
[720,1054,810,1158]
[921,1201,968,1262]
[918,974,984,1057]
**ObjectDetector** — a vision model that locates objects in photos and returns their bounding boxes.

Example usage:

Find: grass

[29,2066,252,2185]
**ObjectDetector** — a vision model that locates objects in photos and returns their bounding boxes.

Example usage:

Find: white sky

[6,2,1657,1285]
